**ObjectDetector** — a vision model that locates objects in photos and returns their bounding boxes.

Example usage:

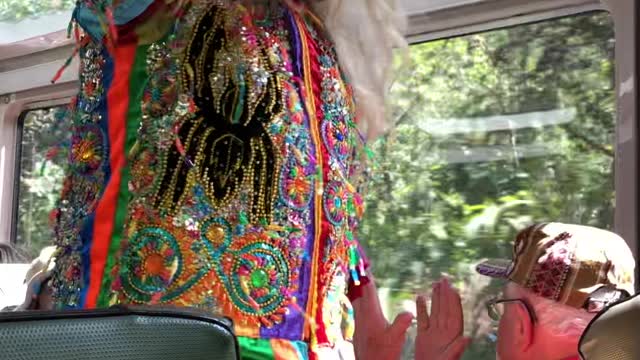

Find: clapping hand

[414,278,470,360]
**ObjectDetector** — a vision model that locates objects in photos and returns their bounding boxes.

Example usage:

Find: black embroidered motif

[154,5,283,223]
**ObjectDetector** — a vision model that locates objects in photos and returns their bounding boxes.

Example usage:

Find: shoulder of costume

[73,0,168,42]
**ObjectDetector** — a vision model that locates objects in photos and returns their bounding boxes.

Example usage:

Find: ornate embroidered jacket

[50,1,370,358]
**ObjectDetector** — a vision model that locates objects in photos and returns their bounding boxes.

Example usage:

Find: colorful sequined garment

[50,1,370,359]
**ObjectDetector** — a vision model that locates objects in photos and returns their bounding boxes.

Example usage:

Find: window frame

[406,0,605,42]
[606,0,639,284]
[636,0,640,262]
[9,108,26,246]
[402,0,638,271]
[0,88,75,248]
[10,103,70,247]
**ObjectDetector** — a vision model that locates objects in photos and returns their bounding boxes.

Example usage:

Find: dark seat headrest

[0,305,239,360]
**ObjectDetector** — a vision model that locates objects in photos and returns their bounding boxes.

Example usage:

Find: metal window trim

[603,0,638,265]
[407,0,638,263]
[636,0,639,287]
[407,3,606,43]
[9,98,73,246]
[0,85,75,246]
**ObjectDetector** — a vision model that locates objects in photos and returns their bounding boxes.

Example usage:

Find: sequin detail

[50,40,110,308]
[153,4,284,224]
[122,227,182,295]
[77,45,106,113]
[70,124,105,177]
[52,1,370,352]
[215,230,297,326]
[143,42,178,118]
[323,181,346,226]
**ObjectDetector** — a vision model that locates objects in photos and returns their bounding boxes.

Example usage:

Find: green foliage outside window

[0,0,74,22]
[362,12,615,359]
[16,107,69,260]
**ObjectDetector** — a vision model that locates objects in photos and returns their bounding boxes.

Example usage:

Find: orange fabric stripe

[85,42,138,309]
[271,339,300,360]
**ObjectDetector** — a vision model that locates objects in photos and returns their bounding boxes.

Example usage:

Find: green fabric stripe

[238,337,276,360]
[97,44,150,307]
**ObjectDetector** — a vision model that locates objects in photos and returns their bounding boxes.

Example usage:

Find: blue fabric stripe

[293,341,309,360]
[78,44,114,308]
[75,0,156,41]
[113,0,156,25]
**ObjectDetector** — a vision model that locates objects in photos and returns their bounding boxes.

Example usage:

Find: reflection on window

[362,12,615,359]
[0,0,74,22]
[0,0,74,44]
[15,107,70,260]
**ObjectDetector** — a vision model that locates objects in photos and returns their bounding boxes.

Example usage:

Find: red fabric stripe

[300,20,332,348]
[116,0,167,43]
[85,41,138,309]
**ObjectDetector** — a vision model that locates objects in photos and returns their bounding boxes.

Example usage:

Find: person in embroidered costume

[45,0,468,358]
[476,223,636,360]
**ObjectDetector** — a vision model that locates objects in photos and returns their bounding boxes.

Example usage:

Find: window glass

[0,1,73,44]
[14,106,70,260]
[362,12,615,359]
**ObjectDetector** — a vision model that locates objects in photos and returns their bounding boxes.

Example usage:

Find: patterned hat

[579,293,640,359]
[476,223,635,310]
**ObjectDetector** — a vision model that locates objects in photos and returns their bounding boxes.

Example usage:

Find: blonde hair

[507,283,596,338]
[310,0,408,139]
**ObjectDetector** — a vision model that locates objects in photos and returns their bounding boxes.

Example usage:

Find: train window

[14,106,70,260]
[362,11,615,358]
[0,1,73,44]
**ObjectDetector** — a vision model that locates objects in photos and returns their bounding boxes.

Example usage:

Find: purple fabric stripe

[476,262,510,278]
[287,9,303,79]
[260,6,311,341]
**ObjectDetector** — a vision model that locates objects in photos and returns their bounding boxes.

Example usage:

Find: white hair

[0,243,25,264]
[309,0,408,139]
[506,283,596,338]
[234,0,407,138]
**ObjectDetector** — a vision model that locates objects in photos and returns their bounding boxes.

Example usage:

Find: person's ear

[513,303,534,352]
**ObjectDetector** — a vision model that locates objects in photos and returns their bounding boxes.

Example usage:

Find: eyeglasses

[486,298,538,324]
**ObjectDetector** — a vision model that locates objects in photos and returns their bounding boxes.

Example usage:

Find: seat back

[579,293,640,360]
[0,306,239,360]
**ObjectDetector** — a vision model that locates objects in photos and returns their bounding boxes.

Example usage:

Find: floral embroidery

[51,40,110,307]
[122,227,182,295]
[69,124,105,177]
[323,181,347,226]
[214,230,298,327]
